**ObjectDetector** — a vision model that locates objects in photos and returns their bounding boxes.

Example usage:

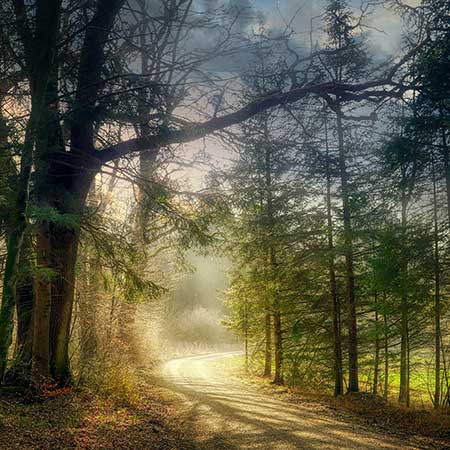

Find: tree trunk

[31,152,92,385]
[272,297,283,385]
[0,0,63,385]
[5,244,34,384]
[336,112,358,393]
[244,299,249,372]
[14,276,34,372]
[79,255,98,368]
[399,193,409,405]
[383,313,389,400]
[31,64,82,386]
[32,221,52,381]
[398,290,409,404]
[263,310,272,377]
[325,115,343,396]
[33,199,85,386]
[0,115,42,382]
[432,158,441,408]
[49,197,88,385]
[440,123,450,227]
[373,293,380,396]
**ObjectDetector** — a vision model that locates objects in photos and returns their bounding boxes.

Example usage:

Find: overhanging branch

[97,78,398,163]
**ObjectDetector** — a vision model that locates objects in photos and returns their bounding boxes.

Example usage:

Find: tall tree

[0,0,427,387]
[320,0,372,392]
[0,0,62,382]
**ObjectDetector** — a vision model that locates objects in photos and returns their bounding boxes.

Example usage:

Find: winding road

[163,352,424,450]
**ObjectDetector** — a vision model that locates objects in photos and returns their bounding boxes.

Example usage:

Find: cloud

[252,0,406,56]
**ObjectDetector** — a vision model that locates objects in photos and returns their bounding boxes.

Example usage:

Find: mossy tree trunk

[0,0,62,382]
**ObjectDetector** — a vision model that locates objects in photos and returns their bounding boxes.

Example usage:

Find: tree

[0,0,62,382]
[0,0,428,387]
[319,0,372,393]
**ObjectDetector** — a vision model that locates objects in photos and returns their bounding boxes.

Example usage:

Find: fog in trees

[1,1,450,448]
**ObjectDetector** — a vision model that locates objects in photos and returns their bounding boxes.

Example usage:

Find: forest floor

[1,353,450,450]
[0,374,205,450]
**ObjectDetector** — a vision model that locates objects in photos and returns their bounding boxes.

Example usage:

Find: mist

[157,252,237,357]
[1,1,449,449]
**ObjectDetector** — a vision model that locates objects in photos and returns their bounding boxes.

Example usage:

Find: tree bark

[0,44,57,380]
[0,0,63,386]
[243,298,249,372]
[439,122,450,227]
[383,313,389,400]
[399,192,409,405]
[325,114,343,396]
[263,310,272,377]
[49,223,83,384]
[14,274,34,372]
[373,293,380,396]
[398,293,409,405]
[0,78,54,381]
[5,242,34,384]
[32,221,52,381]
[79,254,98,369]
[432,157,441,408]
[272,298,283,385]
[34,0,123,380]
[263,133,283,385]
[336,112,359,393]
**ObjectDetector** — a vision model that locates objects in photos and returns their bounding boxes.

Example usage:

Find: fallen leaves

[0,375,201,450]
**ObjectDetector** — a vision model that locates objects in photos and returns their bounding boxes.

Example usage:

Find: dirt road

[163,352,425,450]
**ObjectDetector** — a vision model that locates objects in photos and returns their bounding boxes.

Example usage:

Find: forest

[1,1,450,449]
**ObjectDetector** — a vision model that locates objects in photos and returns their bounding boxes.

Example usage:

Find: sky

[249,0,413,56]
[172,0,418,190]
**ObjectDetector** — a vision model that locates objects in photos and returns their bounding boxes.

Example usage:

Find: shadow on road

[162,353,418,450]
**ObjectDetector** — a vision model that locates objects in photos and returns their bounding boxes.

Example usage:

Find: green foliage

[29,206,81,231]
[81,210,165,305]
[324,0,371,82]
[32,266,57,282]
[0,148,17,235]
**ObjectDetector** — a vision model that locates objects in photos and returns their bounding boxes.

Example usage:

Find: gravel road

[163,352,426,450]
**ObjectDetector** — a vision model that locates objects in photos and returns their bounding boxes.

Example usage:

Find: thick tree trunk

[31,141,93,385]
[49,224,81,384]
[0,120,40,382]
[263,310,272,377]
[32,195,85,386]
[31,65,78,385]
[14,276,34,370]
[0,232,26,381]
[0,0,63,385]
[336,112,358,393]
[32,222,52,381]
[0,111,44,382]
[5,244,34,384]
